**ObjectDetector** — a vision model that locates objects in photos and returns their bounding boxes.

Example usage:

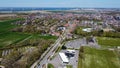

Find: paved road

[30,31,66,68]
[35,28,69,68]
[34,22,72,68]
[36,36,63,68]
[65,38,87,49]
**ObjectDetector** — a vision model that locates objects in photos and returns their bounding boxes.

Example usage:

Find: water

[0,7,74,11]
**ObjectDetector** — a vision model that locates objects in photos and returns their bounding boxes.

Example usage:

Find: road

[32,22,71,68]
[35,33,65,68]
[36,37,64,68]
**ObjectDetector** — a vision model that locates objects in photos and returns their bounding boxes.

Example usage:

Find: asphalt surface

[36,27,69,68]
[65,38,87,49]
[35,35,86,68]
[48,38,87,68]
[88,37,101,48]
[35,22,77,68]
[49,50,79,68]
[36,37,62,68]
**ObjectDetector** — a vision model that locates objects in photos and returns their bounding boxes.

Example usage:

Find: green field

[97,37,120,47]
[66,65,73,68]
[78,47,120,68]
[0,18,23,33]
[47,63,54,68]
[0,18,30,48]
[30,34,57,40]
[0,18,57,48]
[0,32,30,48]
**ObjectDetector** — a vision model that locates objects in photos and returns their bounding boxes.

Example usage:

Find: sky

[0,0,120,8]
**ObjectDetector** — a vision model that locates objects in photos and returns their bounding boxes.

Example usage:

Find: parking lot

[48,38,87,68]
[65,38,86,49]
[48,50,79,68]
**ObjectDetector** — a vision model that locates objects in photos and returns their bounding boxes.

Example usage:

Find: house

[82,28,93,32]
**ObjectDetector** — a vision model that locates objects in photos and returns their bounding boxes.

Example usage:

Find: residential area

[0,7,120,68]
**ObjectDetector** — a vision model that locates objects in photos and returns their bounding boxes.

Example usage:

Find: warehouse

[59,52,69,64]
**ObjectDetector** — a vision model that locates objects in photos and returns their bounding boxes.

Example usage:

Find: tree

[1,49,22,68]
[62,45,67,50]
[79,46,84,59]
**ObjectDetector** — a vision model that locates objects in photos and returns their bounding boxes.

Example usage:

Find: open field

[30,34,57,40]
[0,18,29,48]
[0,32,30,47]
[97,37,120,47]
[0,18,57,48]
[0,14,17,22]
[78,46,120,68]
[0,14,16,17]
[0,18,57,67]
[0,18,23,33]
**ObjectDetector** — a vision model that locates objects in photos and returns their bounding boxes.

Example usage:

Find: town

[0,8,120,68]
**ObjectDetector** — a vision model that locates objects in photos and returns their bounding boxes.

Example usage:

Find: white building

[82,28,92,32]
[66,49,75,54]
[59,52,69,64]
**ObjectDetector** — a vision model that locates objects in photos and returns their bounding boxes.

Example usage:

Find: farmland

[30,34,57,40]
[78,46,120,68]
[0,18,30,48]
[0,18,23,33]
[0,32,30,48]
[0,18,57,68]
[0,18,57,48]
[97,37,120,47]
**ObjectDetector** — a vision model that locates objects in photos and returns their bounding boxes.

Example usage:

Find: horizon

[0,0,120,8]
[0,7,120,9]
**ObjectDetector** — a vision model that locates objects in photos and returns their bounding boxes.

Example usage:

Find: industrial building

[59,52,69,64]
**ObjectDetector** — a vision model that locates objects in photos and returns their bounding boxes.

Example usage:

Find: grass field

[30,34,57,40]
[78,46,120,68]
[0,18,30,48]
[66,65,73,68]
[97,37,120,47]
[0,32,30,47]
[47,63,54,68]
[0,18,57,48]
[0,18,23,33]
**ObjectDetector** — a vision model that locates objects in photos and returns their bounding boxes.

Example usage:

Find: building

[82,28,93,32]
[103,28,115,32]
[65,50,75,58]
[66,49,75,54]
[59,52,69,64]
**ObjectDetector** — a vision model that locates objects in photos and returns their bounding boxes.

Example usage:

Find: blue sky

[0,0,120,8]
